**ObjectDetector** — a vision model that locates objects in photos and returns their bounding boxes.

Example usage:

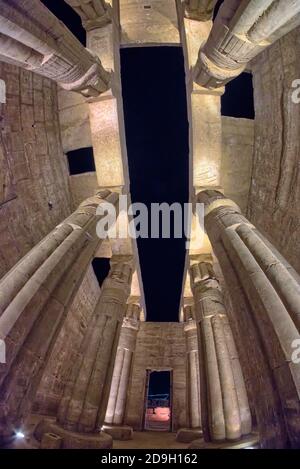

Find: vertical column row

[193,0,300,89]
[190,261,252,443]
[197,189,300,447]
[35,258,133,448]
[103,302,141,441]
[0,0,110,96]
[0,191,117,444]
[176,305,203,443]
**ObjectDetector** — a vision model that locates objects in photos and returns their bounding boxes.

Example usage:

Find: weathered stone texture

[222,117,254,213]
[247,27,300,273]
[0,62,72,278]
[125,322,187,432]
[33,265,101,416]
[198,190,300,448]
[120,0,180,46]
[58,88,92,153]
[69,172,99,209]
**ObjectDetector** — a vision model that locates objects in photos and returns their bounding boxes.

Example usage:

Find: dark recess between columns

[92,258,110,287]
[66,147,96,175]
[222,73,255,119]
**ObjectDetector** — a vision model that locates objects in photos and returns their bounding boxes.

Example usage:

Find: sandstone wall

[69,172,99,209]
[221,116,254,214]
[125,322,187,431]
[0,62,72,278]
[247,26,300,273]
[120,0,180,45]
[33,265,101,416]
[58,88,92,153]
[0,62,102,419]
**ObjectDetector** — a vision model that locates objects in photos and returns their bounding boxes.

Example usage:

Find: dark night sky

[120,46,189,322]
[40,2,254,327]
[148,371,170,397]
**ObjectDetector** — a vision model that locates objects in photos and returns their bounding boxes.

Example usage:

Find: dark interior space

[222,72,255,119]
[120,46,189,322]
[92,258,110,287]
[66,147,96,175]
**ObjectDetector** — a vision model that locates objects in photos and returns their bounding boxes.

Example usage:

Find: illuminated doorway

[143,370,172,432]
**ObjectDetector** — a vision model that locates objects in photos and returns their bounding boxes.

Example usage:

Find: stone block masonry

[0,62,72,279]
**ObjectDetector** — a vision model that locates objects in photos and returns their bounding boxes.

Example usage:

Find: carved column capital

[64,0,112,30]
[193,0,300,89]
[122,303,141,330]
[183,305,198,332]
[0,0,111,97]
[184,0,218,21]
[100,260,133,307]
[190,261,220,291]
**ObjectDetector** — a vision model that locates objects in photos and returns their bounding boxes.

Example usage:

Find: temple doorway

[143,370,173,432]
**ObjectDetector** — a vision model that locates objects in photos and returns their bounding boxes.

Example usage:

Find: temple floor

[3,415,189,450]
[113,432,188,449]
[4,414,258,449]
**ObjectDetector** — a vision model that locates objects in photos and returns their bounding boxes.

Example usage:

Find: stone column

[197,189,300,448]
[0,190,118,444]
[176,305,202,443]
[0,0,110,97]
[35,257,133,449]
[65,0,126,189]
[190,261,252,444]
[184,0,219,21]
[194,0,300,89]
[64,0,112,30]
[103,302,141,441]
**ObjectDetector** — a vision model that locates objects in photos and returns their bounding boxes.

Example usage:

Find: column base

[102,425,133,441]
[188,433,260,449]
[176,428,203,443]
[34,419,113,449]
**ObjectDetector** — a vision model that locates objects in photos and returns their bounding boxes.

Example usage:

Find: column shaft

[183,308,201,430]
[105,303,141,427]
[176,305,203,444]
[57,260,132,434]
[190,261,251,442]
[198,189,300,447]
[194,0,300,88]
[0,0,110,96]
[0,191,117,441]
